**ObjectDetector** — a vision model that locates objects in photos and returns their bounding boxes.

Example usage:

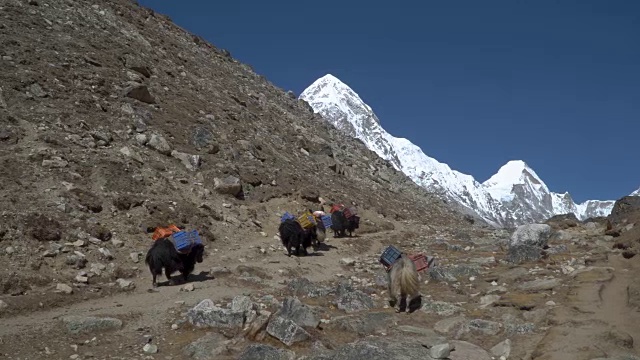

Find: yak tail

[390,255,420,297]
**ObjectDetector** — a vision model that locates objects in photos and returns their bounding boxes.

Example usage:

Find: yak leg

[398,292,408,313]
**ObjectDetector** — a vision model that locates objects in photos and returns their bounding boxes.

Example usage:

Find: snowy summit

[300,74,625,227]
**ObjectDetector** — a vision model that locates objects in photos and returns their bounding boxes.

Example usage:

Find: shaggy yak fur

[331,210,348,238]
[144,238,205,287]
[279,219,313,256]
[387,253,422,313]
[331,210,360,238]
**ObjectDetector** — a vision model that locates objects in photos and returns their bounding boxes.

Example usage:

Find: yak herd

[143,203,422,313]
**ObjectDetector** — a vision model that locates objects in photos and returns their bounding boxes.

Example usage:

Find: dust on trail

[0,230,389,338]
[528,255,640,360]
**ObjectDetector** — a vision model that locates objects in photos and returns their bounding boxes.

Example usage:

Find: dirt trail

[0,230,389,339]
[528,255,640,360]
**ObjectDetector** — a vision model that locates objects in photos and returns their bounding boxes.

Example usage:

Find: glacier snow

[299,74,630,227]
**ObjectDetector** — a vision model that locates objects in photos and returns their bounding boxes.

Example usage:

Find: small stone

[545,301,556,306]
[98,248,113,260]
[340,258,356,266]
[73,240,85,248]
[124,83,155,104]
[0,300,8,311]
[430,343,454,359]
[143,343,158,354]
[5,246,15,255]
[171,324,178,330]
[56,283,73,294]
[75,275,89,283]
[111,239,124,248]
[116,278,135,290]
[490,339,511,359]
[130,252,140,263]
[181,283,195,292]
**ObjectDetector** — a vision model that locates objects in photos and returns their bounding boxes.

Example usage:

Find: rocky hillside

[299,74,628,228]
[0,0,480,294]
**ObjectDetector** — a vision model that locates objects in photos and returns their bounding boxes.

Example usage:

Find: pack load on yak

[148,224,203,255]
[297,210,317,229]
[379,245,434,272]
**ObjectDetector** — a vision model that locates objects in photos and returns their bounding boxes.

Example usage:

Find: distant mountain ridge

[299,74,632,227]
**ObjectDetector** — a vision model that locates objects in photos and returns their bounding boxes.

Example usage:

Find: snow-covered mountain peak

[482,160,549,202]
[300,74,621,227]
[631,187,640,196]
[300,74,378,126]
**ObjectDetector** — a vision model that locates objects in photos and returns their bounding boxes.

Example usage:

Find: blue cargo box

[281,212,295,223]
[320,215,332,229]
[379,245,402,268]
[171,230,202,252]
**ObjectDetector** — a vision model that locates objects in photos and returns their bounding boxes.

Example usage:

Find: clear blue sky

[138,0,639,202]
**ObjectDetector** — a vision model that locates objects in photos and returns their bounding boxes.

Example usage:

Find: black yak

[279,219,312,256]
[144,237,205,287]
[331,210,348,238]
[387,253,421,313]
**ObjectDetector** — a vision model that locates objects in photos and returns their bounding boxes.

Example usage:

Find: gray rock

[147,133,172,155]
[266,316,311,346]
[183,332,229,359]
[171,150,201,171]
[90,130,113,144]
[29,83,48,98]
[116,278,135,290]
[546,244,569,255]
[119,146,144,163]
[504,321,535,336]
[448,340,492,360]
[421,300,465,316]
[479,294,501,308]
[506,244,543,264]
[213,175,243,196]
[187,299,245,329]
[397,325,446,346]
[490,339,511,359]
[331,312,392,336]
[135,133,148,145]
[465,319,502,335]
[124,83,155,104]
[192,126,214,149]
[237,344,295,360]
[517,278,561,292]
[430,343,454,359]
[56,283,73,294]
[434,316,466,334]
[274,297,319,328]
[42,157,68,168]
[143,344,158,354]
[62,316,123,334]
[287,278,333,298]
[324,338,433,360]
[334,282,374,313]
[231,295,255,314]
[428,265,479,282]
[510,223,551,248]
[0,300,8,311]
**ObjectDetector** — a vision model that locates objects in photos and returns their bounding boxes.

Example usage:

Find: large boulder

[213,176,243,196]
[509,224,551,248]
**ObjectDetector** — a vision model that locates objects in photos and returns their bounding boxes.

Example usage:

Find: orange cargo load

[151,224,182,241]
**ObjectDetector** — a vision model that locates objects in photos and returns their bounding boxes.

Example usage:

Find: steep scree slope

[0,0,472,295]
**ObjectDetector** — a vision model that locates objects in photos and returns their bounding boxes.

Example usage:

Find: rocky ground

[0,214,638,360]
[0,0,639,359]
